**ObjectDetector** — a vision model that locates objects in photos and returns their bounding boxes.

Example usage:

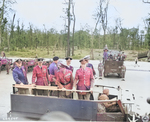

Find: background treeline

[0,0,150,58]
[1,21,150,51]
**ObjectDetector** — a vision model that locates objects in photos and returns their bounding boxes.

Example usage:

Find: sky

[8,0,150,33]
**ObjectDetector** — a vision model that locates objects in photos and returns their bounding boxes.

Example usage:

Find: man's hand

[90,88,93,93]
[72,87,76,91]
[61,87,66,90]
[94,75,98,79]
[52,78,56,81]
[20,83,24,86]
[112,102,116,105]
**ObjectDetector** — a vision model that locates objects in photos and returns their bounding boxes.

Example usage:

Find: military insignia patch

[43,69,46,72]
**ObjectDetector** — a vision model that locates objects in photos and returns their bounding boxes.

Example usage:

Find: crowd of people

[12,55,122,112]
[12,55,96,100]
[103,46,126,62]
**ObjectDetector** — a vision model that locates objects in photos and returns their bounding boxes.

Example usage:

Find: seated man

[117,54,121,61]
[108,54,113,60]
[98,89,120,112]
[121,52,126,61]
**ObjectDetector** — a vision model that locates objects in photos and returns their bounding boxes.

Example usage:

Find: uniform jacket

[48,62,58,75]
[98,63,104,70]
[13,66,28,84]
[32,65,50,86]
[103,52,108,60]
[56,68,73,89]
[65,65,74,72]
[75,67,94,90]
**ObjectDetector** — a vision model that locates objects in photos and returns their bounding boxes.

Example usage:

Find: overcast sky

[9,0,150,32]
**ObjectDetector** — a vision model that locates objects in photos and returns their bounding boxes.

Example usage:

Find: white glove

[72,87,76,91]
[61,87,66,90]
[20,83,24,86]
[94,75,98,79]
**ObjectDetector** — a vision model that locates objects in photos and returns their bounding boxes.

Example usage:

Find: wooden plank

[117,100,125,115]
[13,84,99,93]
[13,84,35,89]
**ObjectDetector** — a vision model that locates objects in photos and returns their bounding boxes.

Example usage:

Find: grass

[4,48,148,61]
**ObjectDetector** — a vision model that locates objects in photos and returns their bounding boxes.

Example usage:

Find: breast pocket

[86,71,90,75]
[42,68,47,73]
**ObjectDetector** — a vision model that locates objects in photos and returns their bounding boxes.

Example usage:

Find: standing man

[1,51,6,58]
[56,64,73,98]
[121,64,126,81]
[13,59,28,85]
[84,55,96,76]
[32,58,50,86]
[103,48,108,62]
[12,59,28,94]
[65,57,74,72]
[48,56,59,86]
[73,58,94,100]
[0,59,1,73]
[134,57,139,67]
[6,60,10,74]
[98,60,104,79]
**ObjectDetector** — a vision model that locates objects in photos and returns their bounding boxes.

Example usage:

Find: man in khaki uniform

[98,89,120,112]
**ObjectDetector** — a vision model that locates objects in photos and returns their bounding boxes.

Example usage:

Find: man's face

[54,60,59,64]
[66,59,71,64]
[81,59,86,65]
[16,61,22,67]
[85,59,89,63]
[81,63,86,69]
[38,61,43,66]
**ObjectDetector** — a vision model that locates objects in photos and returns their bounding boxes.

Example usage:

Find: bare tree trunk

[53,36,59,56]
[0,0,5,48]
[67,0,71,57]
[72,2,75,56]
[8,14,15,52]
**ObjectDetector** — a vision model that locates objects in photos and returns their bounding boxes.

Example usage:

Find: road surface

[0,59,150,120]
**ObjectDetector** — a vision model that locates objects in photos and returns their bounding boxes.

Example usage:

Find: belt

[60,81,71,85]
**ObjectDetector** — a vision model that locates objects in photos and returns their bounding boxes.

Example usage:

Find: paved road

[0,60,150,120]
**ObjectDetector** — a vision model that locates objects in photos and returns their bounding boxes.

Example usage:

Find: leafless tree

[8,14,15,52]
[90,0,109,59]
[0,0,16,49]
[67,0,71,57]
[72,2,75,56]
[94,0,109,47]
[0,0,5,47]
